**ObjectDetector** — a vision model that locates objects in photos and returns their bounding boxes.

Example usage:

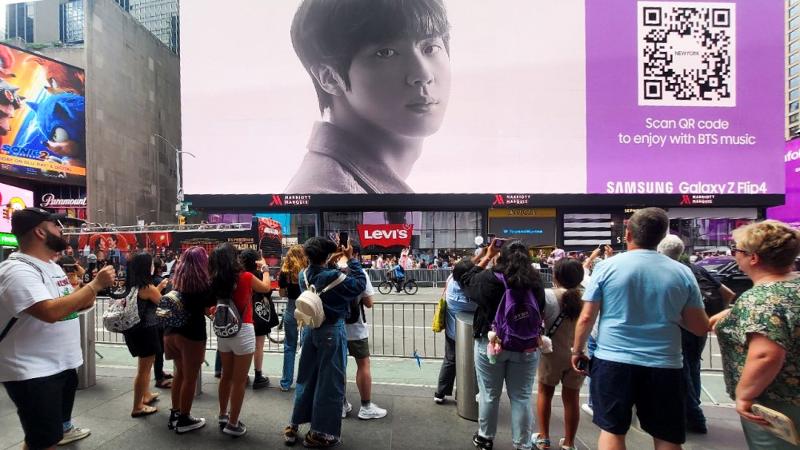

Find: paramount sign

[41,193,87,208]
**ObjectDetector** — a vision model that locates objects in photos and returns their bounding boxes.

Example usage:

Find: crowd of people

[0,206,799,449]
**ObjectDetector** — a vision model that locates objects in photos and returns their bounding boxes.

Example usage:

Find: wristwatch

[570,347,585,356]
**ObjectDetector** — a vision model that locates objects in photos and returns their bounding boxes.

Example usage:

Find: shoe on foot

[433,393,445,404]
[581,403,594,416]
[280,385,292,392]
[223,420,247,437]
[558,438,577,450]
[532,433,550,449]
[341,400,352,418]
[176,415,206,434]
[214,372,221,379]
[284,425,299,446]
[58,426,90,446]
[253,374,270,390]
[168,409,179,430]
[358,402,387,420]
[472,433,493,450]
[218,414,229,431]
[303,431,341,448]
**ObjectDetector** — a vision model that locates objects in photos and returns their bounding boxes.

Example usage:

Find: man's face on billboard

[342,35,451,139]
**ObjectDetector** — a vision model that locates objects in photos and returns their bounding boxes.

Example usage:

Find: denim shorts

[590,357,686,444]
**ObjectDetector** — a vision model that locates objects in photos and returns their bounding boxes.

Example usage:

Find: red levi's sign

[357,224,413,248]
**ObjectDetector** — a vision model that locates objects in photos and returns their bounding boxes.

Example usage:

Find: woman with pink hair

[163,246,216,434]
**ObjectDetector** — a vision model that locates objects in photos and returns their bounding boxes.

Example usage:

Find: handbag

[431,278,449,333]
[102,287,141,333]
[253,292,279,335]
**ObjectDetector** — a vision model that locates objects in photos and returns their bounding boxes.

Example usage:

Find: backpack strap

[546,310,569,337]
[320,273,347,294]
[0,255,47,344]
[493,271,509,290]
[301,269,311,292]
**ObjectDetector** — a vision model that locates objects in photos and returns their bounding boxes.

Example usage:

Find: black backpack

[689,264,725,316]
[346,297,366,325]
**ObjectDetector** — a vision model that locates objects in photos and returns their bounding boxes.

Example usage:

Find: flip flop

[131,405,158,418]
[144,392,160,405]
[155,379,172,389]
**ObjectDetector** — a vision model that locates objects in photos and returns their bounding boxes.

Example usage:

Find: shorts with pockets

[590,357,686,444]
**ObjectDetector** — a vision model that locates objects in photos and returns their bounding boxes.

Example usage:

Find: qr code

[638,2,735,107]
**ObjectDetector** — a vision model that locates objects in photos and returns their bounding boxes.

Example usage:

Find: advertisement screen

[767,140,800,229]
[0,182,34,233]
[0,44,86,184]
[180,0,783,195]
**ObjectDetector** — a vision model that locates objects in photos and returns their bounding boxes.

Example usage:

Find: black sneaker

[253,374,270,390]
[284,425,299,446]
[176,415,206,434]
[218,414,229,431]
[303,431,341,448]
[223,420,247,437]
[168,409,179,430]
[433,393,445,404]
[472,433,493,450]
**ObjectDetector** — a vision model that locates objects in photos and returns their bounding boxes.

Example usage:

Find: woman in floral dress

[712,220,800,449]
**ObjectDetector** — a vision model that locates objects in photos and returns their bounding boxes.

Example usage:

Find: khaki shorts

[537,349,586,390]
[347,338,370,360]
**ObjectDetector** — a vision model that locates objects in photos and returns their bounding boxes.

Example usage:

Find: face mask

[44,228,68,253]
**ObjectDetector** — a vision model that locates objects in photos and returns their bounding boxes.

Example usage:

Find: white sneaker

[58,427,90,446]
[581,403,594,416]
[342,400,352,418]
[559,437,577,450]
[358,402,387,420]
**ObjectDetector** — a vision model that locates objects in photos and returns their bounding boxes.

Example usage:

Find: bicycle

[377,277,418,295]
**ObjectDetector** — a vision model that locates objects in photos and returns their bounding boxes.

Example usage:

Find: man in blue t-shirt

[571,208,709,449]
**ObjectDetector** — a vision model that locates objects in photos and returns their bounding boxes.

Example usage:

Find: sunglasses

[730,246,751,256]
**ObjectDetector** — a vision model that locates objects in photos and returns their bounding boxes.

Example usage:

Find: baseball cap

[11,207,84,238]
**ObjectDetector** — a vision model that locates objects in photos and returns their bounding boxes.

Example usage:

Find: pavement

[0,344,748,450]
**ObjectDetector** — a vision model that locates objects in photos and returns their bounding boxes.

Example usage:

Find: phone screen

[493,238,506,249]
[339,231,349,246]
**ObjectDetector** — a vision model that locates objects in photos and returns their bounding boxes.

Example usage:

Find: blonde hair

[732,220,800,269]
[281,244,308,283]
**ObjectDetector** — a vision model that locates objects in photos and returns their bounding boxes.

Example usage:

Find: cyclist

[391,261,406,293]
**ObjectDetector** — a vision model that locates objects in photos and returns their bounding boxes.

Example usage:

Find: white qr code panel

[638,2,736,107]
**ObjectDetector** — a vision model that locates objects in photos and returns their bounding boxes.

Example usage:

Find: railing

[365,267,554,288]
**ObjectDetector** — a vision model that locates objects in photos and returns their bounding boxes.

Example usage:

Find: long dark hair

[553,258,584,320]
[210,243,242,297]
[492,240,542,291]
[110,252,153,299]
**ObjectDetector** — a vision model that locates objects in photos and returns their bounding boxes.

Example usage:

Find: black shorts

[3,369,78,449]
[590,357,686,444]
[123,325,162,358]
[347,338,370,359]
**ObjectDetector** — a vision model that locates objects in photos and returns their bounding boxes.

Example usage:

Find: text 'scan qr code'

[638,2,736,107]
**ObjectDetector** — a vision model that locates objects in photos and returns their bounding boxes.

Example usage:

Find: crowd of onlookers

[1,206,799,449]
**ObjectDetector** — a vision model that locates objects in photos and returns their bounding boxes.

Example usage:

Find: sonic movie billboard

[180,0,783,196]
[0,43,86,184]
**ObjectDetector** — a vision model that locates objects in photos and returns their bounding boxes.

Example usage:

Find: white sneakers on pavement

[357,402,387,420]
[58,427,90,446]
[342,400,353,418]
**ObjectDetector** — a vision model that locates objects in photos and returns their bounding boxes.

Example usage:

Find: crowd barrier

[365,267,554,288]
[94,292,722,371]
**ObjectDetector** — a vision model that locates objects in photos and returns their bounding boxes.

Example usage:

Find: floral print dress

[716,279,800,406]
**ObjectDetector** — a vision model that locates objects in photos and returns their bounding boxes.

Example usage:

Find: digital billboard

[0,182,34,233]
[180,0,783,196]
[0,44,86,184]
[767,140,800,229]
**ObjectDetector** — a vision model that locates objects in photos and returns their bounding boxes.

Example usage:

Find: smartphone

[339,231,349,246]
[576,358,589,371]
[493,238,507,249]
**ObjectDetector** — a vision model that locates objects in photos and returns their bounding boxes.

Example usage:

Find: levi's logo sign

[357,224,413,248]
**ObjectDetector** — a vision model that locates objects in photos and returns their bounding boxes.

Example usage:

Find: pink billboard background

[767,139,800,228]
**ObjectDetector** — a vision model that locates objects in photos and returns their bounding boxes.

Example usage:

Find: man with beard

[0,208,115,449]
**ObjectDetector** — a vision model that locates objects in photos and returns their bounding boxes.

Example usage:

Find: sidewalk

[0,345,747,450]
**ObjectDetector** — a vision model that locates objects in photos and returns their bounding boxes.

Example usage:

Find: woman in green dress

[712,220,800,449]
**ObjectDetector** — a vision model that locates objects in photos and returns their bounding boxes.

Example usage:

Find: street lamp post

[153,134,196,218]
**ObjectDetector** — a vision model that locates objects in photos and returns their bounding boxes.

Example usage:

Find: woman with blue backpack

[163,246,216,434]
[460,239,546,450]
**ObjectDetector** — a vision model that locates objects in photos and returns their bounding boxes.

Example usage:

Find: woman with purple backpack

[460,239,547,450]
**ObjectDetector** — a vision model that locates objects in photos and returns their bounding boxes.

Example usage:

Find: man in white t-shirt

[339,250,388,420]
[0,208,115,449]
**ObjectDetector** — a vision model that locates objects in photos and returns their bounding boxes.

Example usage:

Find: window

[791,89,800,101]
[791,53,800,66]
[791,101,800,113]
[791,76,800,90]
[791,125,800,138]
[6,4,34,43]
[790,113,799,125]
[60,1,85,44]
[790,16,800,31]
[790,65,800,78]
[791,29,800,42]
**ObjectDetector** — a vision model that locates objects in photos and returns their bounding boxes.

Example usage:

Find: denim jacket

[299,259,366,325]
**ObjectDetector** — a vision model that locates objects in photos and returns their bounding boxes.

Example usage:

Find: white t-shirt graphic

[0,253,80,382]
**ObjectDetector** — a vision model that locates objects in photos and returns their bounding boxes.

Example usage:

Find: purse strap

[0,255,46,344]
[546,310,569,338]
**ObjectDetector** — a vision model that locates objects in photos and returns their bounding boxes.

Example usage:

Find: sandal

[144,392,160,405]
[155,379,172,389]
[163,373,174,380]
[131,405,158,418]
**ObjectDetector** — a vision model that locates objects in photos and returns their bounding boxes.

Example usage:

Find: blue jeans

[587,335,597,408]
[742,396,800,450]
[681,329,707,426]
[281,303,299,390]
[291,320,347,438]
[474,338,540,450]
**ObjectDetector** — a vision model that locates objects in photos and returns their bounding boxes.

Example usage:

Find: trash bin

[455,312,479,421]
[77,306,96,389]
